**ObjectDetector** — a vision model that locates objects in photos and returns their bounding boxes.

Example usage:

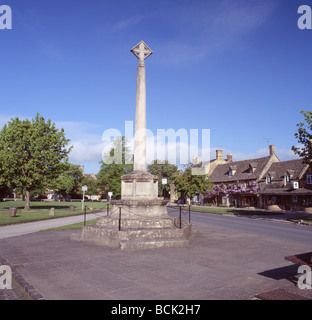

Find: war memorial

[71,41,192,250]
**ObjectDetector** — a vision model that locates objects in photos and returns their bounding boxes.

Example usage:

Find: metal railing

[167,204,191,228]
[83,202,192,230]
[83,202,111,226]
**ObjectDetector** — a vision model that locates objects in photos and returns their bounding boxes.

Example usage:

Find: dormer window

[266,175,272,185]
[307,174,312,184]
[229,166,237,177]
[249,162,257,173]
[266,171,275,185]
[284,174,290,184]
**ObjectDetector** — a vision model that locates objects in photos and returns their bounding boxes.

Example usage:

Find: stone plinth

[111,199,168,218]
[121,171,159,200]
[71,214,192,250]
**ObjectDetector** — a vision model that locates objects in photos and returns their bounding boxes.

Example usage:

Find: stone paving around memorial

[0,220,311,300]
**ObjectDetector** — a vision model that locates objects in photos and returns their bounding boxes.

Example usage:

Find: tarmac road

[167,207,312,245]
[1,208,311,245]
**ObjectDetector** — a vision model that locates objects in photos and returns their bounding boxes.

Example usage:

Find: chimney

[269,145,276,156]
[81,165,85,175]
[216,150,223,161]
[227,153,232,163]
[192,157,199,165]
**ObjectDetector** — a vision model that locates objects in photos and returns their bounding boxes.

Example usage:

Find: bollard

[179,206,182,229]
[119,207,121,231]
[49,208,55,216]
[84,205,87,226]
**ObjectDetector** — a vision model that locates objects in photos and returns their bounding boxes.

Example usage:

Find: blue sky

[1,0,312,173]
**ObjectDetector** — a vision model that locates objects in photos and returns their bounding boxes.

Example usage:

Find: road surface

[1,208,311,246]
[167,207,312,245]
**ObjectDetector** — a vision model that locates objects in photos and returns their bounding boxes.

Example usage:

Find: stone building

[206,145,280,207]
[194,149,230,176]
[259,158,312,212]
[201,145,312,211]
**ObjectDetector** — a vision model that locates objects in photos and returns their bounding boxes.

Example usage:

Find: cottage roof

[209,156,271,183]
[84,173,98,180]
[261,158,308,182]
[260,187,312,195]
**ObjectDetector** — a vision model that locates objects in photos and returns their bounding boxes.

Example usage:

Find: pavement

[0,211,312,301]
[0,212,105,240]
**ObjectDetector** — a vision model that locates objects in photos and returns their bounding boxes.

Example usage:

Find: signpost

[82,185,87,210]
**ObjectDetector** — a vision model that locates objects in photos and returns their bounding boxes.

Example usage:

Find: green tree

[79,175,99,200]
[97,136,133,199]
[292,110,312,163]
[0,113,72,209]
[50,163,83,197]
[174,164,213,202]
[147,160,179,197]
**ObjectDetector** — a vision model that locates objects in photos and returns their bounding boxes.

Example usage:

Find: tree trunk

[24,190,30,210]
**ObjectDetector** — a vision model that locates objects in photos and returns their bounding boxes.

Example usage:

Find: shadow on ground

[258,264,299,285]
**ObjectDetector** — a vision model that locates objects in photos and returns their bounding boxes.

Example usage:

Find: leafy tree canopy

[50,163,83,196]
[97,136,133,199]
[174,164,213,200]
[0,113,72,209]
[147,160,179,196]
[292,110,312,164]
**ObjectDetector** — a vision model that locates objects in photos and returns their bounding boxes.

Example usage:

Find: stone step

[120,238,189,251]
[119,227,187,241]
[72,221,192,250]
[96,216,177,229]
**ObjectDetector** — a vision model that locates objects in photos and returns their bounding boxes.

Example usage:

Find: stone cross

[131,41,153,171]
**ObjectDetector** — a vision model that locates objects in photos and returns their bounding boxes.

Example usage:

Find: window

[249,163,257,173]
[266,176,272,185]
[292,196,298,203]
[284,175,290,184]
[229,166,236,177]
[307,174,312,184]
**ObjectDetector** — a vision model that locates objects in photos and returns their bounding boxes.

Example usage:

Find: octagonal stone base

[71,214,192,250]
[71,198,192,250]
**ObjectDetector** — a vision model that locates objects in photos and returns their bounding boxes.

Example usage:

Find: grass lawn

[42,219,97,231]
[288,217,312,224]
[0,201,110,226]
[181,205,285,216]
